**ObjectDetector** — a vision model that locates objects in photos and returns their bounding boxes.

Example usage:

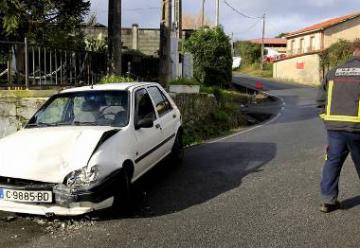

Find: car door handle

[155,124,162,129]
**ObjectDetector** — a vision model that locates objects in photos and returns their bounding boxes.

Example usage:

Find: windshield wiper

[26,122,70,127]
[73,121,98,126]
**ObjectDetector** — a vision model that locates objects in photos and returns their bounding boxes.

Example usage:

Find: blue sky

[89,0,360,40]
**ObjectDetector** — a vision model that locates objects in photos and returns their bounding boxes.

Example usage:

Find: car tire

[170,129,184,165]
[111,168,131,216]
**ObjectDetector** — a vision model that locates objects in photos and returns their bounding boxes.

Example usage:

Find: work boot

[319,201,341,213]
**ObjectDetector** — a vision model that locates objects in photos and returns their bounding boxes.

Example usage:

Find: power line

[223,0,261,20]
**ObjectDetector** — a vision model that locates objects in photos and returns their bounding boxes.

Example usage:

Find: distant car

[0,83,183,216]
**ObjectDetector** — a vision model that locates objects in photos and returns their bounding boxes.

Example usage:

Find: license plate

[0,188,52,203]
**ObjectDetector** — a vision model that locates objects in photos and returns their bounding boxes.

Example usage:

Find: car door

[133,88,163,176]
[147,86,178,156]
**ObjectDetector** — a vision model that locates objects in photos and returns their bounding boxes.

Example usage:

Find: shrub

[100,74,135,84]
[320,39,353,72]
[234,41,261,65]
[184,27,233,87]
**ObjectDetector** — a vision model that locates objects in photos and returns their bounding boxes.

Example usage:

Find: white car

[0,83,183,216]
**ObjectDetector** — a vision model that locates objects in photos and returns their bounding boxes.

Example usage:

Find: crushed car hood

[0,126,119,183]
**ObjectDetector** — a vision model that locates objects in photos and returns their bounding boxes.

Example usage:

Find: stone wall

[0,93,218,139]
[0,97,47,138]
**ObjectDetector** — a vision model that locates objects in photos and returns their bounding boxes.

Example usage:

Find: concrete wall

[83,25,159,56]
[324,16,360,48]
[273,53,321,85]
[287,32,322,55]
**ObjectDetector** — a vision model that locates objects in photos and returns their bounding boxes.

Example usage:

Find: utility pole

[201,0,205,27]
[260,13,266,70]
[215,0,220,26]
[176,0,182,39]
[108,0,122,75]
[159,0,172,86]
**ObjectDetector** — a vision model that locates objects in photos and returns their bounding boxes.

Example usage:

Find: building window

[300,38,304,54]
[291,40,295,54]
[310,36,315,52]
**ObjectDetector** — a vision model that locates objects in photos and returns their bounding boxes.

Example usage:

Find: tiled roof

[250,38,287,45]
[287,13,360,37]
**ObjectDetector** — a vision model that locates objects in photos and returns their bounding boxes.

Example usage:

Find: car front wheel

[111,168,131,215]
[170,129,184,165]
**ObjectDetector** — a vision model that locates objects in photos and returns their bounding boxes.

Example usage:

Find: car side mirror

[135,118,154,130]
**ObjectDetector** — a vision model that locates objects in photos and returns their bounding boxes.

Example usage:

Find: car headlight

[65,165,99,188]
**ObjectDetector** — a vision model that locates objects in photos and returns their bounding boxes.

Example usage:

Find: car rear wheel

[170,129,184,165]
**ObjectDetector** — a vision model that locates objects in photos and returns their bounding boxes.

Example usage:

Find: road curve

[5,74,360,248]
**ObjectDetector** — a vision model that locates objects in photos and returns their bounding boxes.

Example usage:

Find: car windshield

[26,90,129,128]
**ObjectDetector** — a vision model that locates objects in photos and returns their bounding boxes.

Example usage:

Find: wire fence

[0,39,160,89]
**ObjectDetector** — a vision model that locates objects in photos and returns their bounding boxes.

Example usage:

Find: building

[250,38,287,54]
[273,13,360,85]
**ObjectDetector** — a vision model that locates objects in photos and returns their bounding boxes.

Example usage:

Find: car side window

[147,86,173,117]
[135,88,156,124]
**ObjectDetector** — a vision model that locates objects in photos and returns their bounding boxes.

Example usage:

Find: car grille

[0,176,54,190]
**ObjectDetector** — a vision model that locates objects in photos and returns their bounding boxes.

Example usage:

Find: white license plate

[0,188,52,203]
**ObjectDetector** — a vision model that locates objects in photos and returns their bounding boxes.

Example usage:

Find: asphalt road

[2,74,360,248]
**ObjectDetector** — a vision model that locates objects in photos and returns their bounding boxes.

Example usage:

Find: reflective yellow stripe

[320,114,360,123]
[326,80,334,116]
[320,80,360,123]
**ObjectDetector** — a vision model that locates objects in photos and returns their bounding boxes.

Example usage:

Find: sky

[89,0,360,40]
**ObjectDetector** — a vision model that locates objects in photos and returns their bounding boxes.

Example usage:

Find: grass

[179,87,262,146]
[237,63,273,78]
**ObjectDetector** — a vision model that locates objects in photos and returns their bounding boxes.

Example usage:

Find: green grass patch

[237,63,273,78]
[0,90,57,98]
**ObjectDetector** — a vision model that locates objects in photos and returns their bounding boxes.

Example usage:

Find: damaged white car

[0,83,183,216]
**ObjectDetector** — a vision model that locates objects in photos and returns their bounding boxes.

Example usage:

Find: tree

[108,0,122,75]
[185,27,232,87]
[0,0,90,49]
[276,33,288,38]
[234,41,261,65]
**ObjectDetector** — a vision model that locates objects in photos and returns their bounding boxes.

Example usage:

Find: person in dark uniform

[318,40,360,213]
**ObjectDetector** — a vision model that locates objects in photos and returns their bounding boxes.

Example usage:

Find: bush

[100,75,135,84]
[234,41,261,65]
[320,39,353,72]
[168,78,199,85]
[184,27,233,87]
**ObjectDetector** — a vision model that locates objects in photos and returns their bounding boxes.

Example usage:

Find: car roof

[60,82,160,93]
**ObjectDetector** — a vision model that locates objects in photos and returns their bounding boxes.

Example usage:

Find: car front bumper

[0,197,114,216]
[0,169,122,216]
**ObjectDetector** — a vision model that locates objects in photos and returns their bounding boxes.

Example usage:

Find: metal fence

[0,39,108,89]
[0,39,160,89]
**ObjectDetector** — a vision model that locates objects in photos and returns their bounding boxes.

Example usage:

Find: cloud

[90,0,360,40]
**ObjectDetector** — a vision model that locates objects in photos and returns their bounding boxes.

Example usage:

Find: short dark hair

[352,39,360,52]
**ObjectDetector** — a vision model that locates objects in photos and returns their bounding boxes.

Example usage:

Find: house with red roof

[250,38,287,54]
[273,13,360,85]
[285,13,360,55]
